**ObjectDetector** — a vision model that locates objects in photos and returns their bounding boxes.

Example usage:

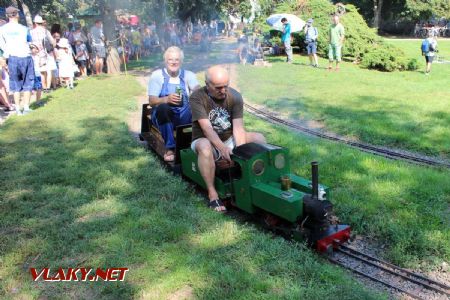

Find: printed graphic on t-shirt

[209,107,231,134]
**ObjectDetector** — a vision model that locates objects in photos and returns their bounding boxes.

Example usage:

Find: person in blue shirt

[281,17,292,63]
[147,46,200,162]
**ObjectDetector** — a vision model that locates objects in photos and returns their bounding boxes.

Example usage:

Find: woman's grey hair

[164,46,184,62]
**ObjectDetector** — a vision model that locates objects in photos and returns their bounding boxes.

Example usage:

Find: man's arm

[147,71,181,107]
[198,118,231,161]
[186,71,200,94]
[46,30,56,47]
[232,118,246,146]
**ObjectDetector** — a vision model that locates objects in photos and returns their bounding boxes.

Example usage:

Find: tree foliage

[405,0,450,20]
[341,0,450,28]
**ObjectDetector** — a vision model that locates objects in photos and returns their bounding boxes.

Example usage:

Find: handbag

[43,35,54,53]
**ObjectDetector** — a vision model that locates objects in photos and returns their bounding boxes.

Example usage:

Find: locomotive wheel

[264,213,280,227]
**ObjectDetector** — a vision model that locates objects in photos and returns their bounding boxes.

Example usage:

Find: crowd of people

[0,4,218,117]
[0,7,113,115]
[237,15,345,71]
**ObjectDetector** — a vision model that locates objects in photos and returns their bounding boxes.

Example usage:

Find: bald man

[189,66,266,212]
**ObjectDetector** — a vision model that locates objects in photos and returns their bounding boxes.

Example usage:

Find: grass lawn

[0,75,382,299]
[237,40,450,160]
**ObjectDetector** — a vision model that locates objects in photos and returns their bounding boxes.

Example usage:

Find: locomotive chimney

[311,162,319,200]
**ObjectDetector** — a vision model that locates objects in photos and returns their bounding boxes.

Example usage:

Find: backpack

[421,39,430,53]
[305,27,318,44]
[42,32,54,53]
[429,42,436,52]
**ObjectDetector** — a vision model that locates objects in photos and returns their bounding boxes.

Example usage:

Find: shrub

[259,0,417,71]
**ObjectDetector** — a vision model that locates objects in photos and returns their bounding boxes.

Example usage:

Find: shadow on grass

[29,93,57,111]
[0,114,383,299]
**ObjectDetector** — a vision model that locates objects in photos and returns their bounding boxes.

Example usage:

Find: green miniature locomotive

[140,105,350,252]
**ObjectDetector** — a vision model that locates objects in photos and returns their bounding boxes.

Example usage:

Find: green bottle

[175,86,183,107]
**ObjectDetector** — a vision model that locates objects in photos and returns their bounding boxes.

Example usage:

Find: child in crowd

[75,39,88,77]
[56,39,75,89]
[30,43,42,104]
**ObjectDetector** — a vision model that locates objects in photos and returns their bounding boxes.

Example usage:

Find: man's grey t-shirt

[189,86,243,142]
[90,26,104,46]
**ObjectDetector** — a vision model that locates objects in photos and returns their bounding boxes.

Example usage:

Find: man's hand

[166,93,182,106]
[217,145,232,162]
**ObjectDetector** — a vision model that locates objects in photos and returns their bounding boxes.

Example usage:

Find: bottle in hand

[174,86,183,107]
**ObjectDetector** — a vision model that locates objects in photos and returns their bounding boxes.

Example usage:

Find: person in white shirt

[0,6,34,115]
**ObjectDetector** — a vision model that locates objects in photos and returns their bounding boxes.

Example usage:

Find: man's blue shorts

[8,56,35,92]
[306,41,317,55]
[33,75,42,91]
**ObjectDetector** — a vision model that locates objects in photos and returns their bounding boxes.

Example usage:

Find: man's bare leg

[13,92,22,113]
[195,138,226,211]
[46,70,52,90]
[196,139,218,198]
[40,71,47,90]
[22,91,31,112]
[245,132,266,144]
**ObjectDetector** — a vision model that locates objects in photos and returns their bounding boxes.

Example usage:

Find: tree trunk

[373,0,383,31]
[99,1,121,74]
[107,47,121,74]
[18,0,33,29]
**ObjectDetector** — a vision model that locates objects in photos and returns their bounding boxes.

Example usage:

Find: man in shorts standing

[328,15,345,71]
[90,20,106,75]
[304,18,319,67]
[0,6,34,115]
[422,31,438,75]
[189,66,266,212]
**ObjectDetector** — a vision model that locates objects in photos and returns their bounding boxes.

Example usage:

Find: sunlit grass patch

[238,40,450,160]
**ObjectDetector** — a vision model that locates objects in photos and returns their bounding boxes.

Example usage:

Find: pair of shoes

[163,152,175,162]
[15,110,23,116]
[425,72,430,76]
[327,66,332,71]
[208,199,227,212]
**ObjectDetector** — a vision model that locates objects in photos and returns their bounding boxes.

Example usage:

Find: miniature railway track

[328,245,450,299]
[244,103,450,169]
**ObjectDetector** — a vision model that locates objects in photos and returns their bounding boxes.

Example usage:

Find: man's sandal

[208,199,227,212]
